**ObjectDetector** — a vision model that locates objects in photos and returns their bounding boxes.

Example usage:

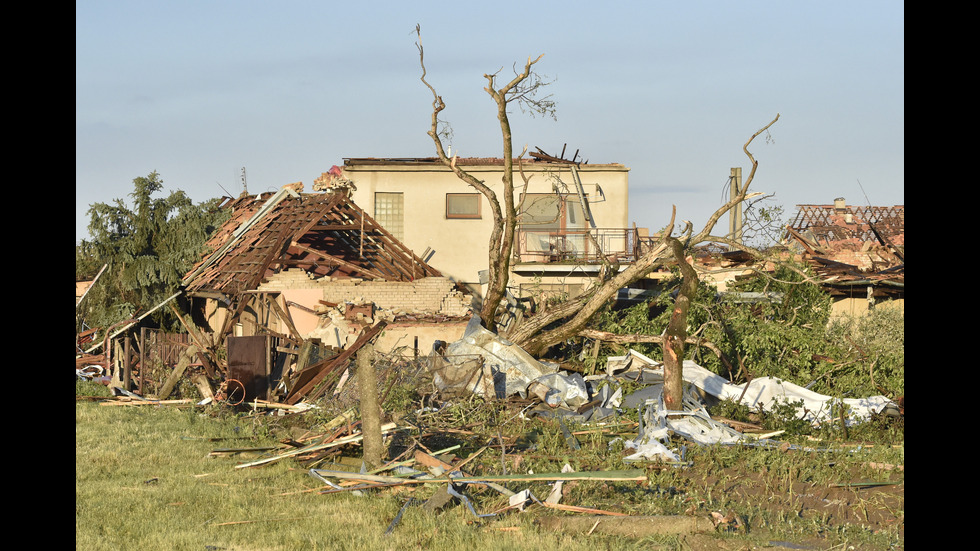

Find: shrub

[590,264,904,402]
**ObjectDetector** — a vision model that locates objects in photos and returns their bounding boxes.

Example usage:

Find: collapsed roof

[784,199,904,297]
[787,201,904,248]
[182,187,440,299]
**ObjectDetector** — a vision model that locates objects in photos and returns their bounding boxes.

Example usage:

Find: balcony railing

[515,227,657,264]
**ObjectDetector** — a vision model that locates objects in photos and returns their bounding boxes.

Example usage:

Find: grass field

[76,381,903,550]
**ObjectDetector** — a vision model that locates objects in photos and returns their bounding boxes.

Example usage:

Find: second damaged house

[784,197,904,319]
[180,184,473,404]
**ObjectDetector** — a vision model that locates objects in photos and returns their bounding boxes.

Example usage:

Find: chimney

[834,197,853,223]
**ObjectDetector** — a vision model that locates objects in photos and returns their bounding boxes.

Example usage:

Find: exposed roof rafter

[183,190,440,298]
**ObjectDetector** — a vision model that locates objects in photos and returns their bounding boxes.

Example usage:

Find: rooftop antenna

[241,167,249,196]
[856,178,871,206]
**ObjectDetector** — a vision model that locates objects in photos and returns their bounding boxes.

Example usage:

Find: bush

[823,305,904,397]
[590,264,904,401]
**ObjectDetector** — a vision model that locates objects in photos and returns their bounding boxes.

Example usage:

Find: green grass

[76,399,685,550]
[77,379,903,550]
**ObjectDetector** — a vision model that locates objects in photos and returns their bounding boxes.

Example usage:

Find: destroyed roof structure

[162,185,473,405]
[784,198,904,314]
[179,183,456,346]
[184,186,440,299]
[786,199,904,246]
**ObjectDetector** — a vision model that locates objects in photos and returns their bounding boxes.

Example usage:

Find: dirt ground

[642,449,904,549]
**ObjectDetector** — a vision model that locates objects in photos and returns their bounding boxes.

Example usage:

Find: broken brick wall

[257,269,472,317]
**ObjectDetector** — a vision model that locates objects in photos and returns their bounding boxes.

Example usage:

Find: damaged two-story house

[326,154,654,308]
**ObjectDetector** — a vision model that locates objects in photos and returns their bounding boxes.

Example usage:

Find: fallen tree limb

[578,329,733,370]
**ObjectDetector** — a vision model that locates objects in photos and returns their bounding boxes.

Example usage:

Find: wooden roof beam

[288,241,388,280]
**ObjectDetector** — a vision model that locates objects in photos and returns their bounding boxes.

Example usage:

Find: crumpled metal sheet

[617,349,897,426]
[529,372,589,408]
[440,316,558,398]
[624,383,742,461]
[429,355,498,397]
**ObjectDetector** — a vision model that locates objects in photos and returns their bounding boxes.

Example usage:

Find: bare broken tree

[513,115,779,408]
[416,25,554,333]
[415,27,780,409]
[508,115,780,352]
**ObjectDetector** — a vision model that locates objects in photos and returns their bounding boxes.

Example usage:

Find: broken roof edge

[342,157,629,170]
[182,186,302,286]
[793,203,905,209]
[182,188,444,295]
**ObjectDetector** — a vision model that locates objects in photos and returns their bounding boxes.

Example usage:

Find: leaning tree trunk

[662,236,699,411]
[509,219,674,357]
[509,114,781,359]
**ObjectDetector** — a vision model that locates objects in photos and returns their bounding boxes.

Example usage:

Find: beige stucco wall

[279,288,324,337]
[257,270,472,317]
[373,320,469,355]
[344,161,630,293]
[830,295,905,322]
[193,273,472,340]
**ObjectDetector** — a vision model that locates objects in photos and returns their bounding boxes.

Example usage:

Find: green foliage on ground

[76,171,229,332]
[589,264,904,402]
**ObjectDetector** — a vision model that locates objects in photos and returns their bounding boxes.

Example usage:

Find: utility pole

[728,167,743,246]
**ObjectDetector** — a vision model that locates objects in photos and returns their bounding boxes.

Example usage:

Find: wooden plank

[266,294,303,342]
[157,345,200,400]
[168,303,219,378]
[283,321,387,405]
[308,468,648,485]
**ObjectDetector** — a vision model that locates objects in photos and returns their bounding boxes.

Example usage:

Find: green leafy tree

[76,171,229,332]
[823,307,904,397]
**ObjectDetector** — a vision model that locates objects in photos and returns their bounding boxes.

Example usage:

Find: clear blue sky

[76,1,904,243]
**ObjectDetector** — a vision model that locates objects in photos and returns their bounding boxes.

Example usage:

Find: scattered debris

[384,497,419,536]
[610,349,895,426]
[77,183,904,544]
[78,309,902,539]
[710,510,746,532]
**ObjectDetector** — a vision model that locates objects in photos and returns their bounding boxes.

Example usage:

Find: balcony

[515,227,655,265]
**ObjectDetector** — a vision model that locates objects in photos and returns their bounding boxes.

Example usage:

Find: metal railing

[515,227,654,264]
